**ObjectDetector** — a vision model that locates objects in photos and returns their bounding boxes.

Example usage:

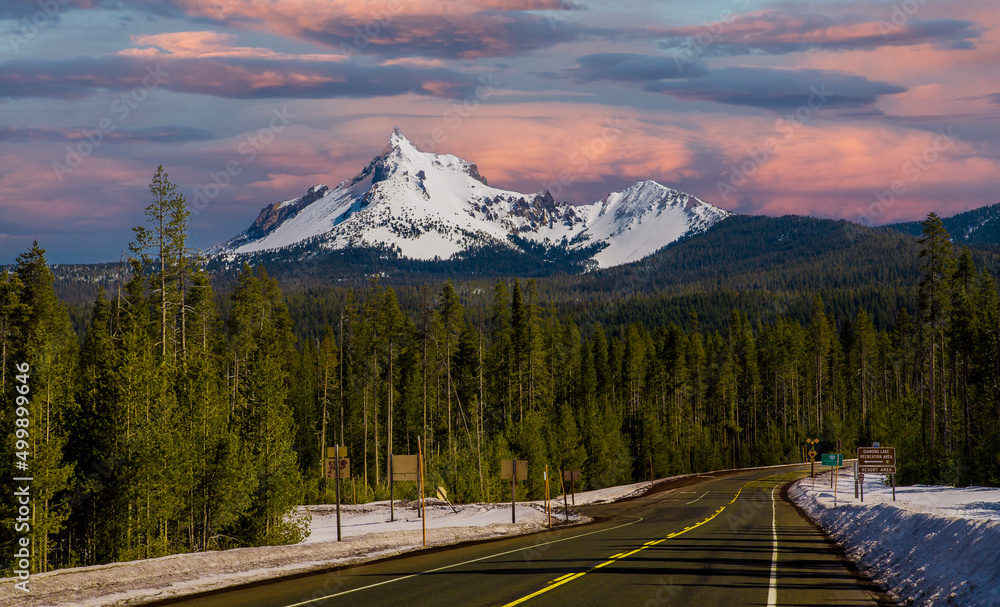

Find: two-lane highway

[156,465,891,606]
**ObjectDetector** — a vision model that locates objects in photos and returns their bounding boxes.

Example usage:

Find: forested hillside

[3,169,999,577]
[890,202,1000,247]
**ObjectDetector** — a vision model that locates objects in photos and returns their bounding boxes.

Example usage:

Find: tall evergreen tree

[918,212,954,458]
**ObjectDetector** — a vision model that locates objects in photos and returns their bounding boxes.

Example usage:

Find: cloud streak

[562,52,708,83]
[656,11,981,57]
[0,55,479,99]
[645,67,907,111]
[0,125,214,144]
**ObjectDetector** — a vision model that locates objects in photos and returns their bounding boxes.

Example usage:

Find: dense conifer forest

[3,170,999,574]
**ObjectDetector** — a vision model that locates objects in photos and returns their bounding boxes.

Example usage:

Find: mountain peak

[383,127,418,157]
[213,134,731,268]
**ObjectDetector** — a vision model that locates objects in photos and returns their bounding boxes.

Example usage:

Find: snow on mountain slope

[213,130,730,268]
[575,180,731,269]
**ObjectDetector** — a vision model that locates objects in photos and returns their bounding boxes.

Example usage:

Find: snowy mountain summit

[213,129,730,269]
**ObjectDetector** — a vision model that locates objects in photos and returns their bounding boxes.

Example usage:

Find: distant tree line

[2,169,998,575]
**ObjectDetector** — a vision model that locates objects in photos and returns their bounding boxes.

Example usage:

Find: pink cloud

[120,31,347,62]
[162,0,583,58]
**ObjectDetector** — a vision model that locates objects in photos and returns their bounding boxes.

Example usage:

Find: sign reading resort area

[858,447,896,474]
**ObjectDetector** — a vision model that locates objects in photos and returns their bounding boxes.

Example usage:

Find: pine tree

[435,281,463,459]
[11,243,77,570]
[918,212,954,458]
[68,288,121,564]
[228,265,305,544]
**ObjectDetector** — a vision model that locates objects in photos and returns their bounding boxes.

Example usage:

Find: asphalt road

[157,465,892,607]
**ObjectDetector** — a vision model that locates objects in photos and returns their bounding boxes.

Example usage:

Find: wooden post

[335,444,342,542]
[511,462,516,525]
[854,461,859,499]
[545,466,551,529]
[834,463,838,506]
[560,469,568,519]
[418,438,425,547]
[389,452,394,523]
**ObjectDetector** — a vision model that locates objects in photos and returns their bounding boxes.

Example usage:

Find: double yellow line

[499,476,780,607]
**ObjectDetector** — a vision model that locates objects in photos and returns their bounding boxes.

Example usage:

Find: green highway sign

[821,453,843,466]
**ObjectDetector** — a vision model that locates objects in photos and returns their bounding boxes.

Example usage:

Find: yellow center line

[499,472,796,607]
[549,572,576,584]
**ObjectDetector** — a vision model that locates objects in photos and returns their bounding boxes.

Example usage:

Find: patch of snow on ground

[303,498,582,544]
[0,499,592,607]
[789,469,1000,606]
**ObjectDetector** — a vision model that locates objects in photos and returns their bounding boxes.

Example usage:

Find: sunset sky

[2,0,999,263]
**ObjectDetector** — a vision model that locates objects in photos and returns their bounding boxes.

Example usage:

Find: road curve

[153,465,892,607]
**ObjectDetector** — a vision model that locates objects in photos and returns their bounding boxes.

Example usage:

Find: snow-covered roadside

[1,463,801,607]
[0,501,585,607]
[789,470,1000,606]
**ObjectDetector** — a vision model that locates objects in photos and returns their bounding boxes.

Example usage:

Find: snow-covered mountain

[213,129,730,269]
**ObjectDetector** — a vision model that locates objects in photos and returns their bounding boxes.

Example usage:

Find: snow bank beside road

[790,471,1000,606]
[0,501,585,607]
[304,499,583,544]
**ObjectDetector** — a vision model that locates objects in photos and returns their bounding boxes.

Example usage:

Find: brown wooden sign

[392,455,419,482]
[501,460,527,481]
[327,446,347,458]
[858,447,896,473]
[325,457,350,479]
[563,470,581,482]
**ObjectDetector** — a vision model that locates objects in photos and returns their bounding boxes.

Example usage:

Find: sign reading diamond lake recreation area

[857,447,896,474]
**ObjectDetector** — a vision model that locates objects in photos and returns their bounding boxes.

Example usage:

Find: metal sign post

[854,460,859,499]
[544,466,551,529]
[563,470,581,506]
[417,438,425,547]
[806,438,819,488]
[511,469,515,524]
[501,460,527,524]
[389,454,420,523]
[389,453,394,522]
[820,453,843,503]
[560,469,568,519]
[325,446,348,541]
[335,445,341,542]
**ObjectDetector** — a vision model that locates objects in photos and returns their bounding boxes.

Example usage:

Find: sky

[1,0,998,264]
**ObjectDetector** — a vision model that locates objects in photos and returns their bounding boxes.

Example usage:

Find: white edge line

[284,516,645,607]
[767,484,778,607]
[684,490,710,505]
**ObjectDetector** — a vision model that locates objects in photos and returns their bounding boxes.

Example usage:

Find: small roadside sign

[325,457,350,479]
[562,470,581,482]
[808,450,817,458]
[327,446,347,458]
[392,455,419,481]
[821,453,843,466]
[501,460,528,481]
[501,460,527,523]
